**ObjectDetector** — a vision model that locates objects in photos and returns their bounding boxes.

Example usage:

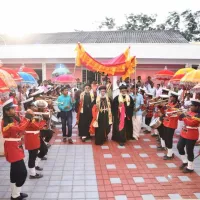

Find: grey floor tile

[85,186,98,192]
[59,185,73,192]
[86,192,99,199]
[142,194,156,200]
[49,180,61,186]
[58,192,72,199]
[31,192,45,199]
[73,185,85,192]
[33,185,47,192]
[156,176,168,183]
[133,177,144,183]
[115,195,128,200]
[168,194,182,199]
[72,192,85,199]
[60,180,73,186]
[46,186,60,192]
[45,192,58,199]
[178,176,191,182]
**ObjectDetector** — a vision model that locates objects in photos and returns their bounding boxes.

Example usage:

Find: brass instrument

[166,108,188,115]
[149,99,168,105]
[16,111,50,115]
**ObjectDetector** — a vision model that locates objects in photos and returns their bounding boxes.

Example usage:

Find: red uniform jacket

[24,119,46,150]
[146,102,154,118]
[180,111,200,140]
[163,102,180,129]
[2,117,30,163]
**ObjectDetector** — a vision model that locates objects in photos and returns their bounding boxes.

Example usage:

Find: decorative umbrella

[52,74,75,84]
[180,67,200,87]
[2,68,22,82]
[174,64,195,76]
[0,69,17,88]
[155,66,174,81]
[0,79,10,93]
[18,72,37,85]
[191,83,200,93]
[169,74,186,85]
[52,67,70,78]
[19,65,39,80]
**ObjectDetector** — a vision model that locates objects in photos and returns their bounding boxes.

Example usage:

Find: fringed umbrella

[52,67,70,78]
[169,74,186,85]
[19,65,39,80]
[0,79,10,93]
[174,64,195,76]
[2,68,22,82]
[0,69,17,88]
[180,66,200,88]
[155,66,174,81]
[52,74,75,84]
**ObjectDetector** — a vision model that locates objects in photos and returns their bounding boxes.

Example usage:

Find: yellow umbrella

[0,69,17,88]
[174,67,195,76]
[180,68,200,87]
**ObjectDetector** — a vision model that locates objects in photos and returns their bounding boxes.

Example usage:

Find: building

[0,30,200,83]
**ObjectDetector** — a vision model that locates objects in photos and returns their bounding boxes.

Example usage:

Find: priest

[112,84,134,146]
[89,86,112,145]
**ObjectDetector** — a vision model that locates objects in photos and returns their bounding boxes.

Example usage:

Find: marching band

[1,80,200,200]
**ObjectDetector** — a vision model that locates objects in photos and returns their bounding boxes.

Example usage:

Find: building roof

[0,30,188,45]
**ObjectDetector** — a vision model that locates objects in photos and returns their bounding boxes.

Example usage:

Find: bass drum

[150,117,162,129]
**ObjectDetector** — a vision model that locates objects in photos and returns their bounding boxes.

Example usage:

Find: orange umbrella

[174,66,195,76]
[0,79,10,93]
[19,65,39,80]
[2,68,22,82]
[0,69,17,88]
[169,74,185,85]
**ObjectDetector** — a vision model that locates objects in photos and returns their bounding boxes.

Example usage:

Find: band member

[23,98,47,179]
[57,87,75,143]
[2,99,32,200]
[162,88,170,95]
[112,84,134,145]
[144,93,154,134]
[90,86,112,145]
[163,92,180,160]
[106,78,112,99]
[177,99,200,173]
[77,84,94,142]
[156,95,169,150]
[130,85,143,140]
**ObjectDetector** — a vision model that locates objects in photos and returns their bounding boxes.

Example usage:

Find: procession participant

[130,85,143,140]
[112,84,134,145]
[143,93,154,134]
[177,99,200,173]
[76,84,94,142]
[140,88,147,129]
[162,88,170,95]
[106,78,112,100]
[2,99,32,200]
[162,91,180,160]
[57,87,75,143]
[23,98,47,179]
[89,86,112,145]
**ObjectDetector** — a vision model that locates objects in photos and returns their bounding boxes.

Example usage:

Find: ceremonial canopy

[75,43,137,79]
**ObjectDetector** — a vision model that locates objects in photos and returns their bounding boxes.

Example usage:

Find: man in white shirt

[148,82,156,97]
[155,84,162,97]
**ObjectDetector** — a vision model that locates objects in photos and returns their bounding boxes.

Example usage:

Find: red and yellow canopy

[75,43,137,79]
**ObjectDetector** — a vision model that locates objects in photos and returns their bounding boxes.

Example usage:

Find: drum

[150,117,162,129]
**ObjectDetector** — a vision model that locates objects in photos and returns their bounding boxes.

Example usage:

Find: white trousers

[132,115,142,139]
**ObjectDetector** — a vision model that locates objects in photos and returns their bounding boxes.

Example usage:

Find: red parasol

[19,65,39,80]
[52,74,75,84]
[155,66,174,81]
[0,78,10,93]
[169,74,185,85]
[2,68,22,82]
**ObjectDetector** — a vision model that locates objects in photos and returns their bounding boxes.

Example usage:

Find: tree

[99,17,116,30]
[165,11,180,30]
[122,14,157,30]
[181,10,200,41]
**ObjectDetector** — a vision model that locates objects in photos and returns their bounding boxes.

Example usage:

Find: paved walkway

[0,125,200,199]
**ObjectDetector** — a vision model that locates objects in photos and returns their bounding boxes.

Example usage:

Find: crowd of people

[1,76,200,199]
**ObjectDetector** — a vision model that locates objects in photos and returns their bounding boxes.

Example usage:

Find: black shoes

[11,193,28,200]
[163,154,174,160]
[29,173,43,179]
[183,168,194,173]
[41,157,47,161]
[35,166,43,171]
[157,146,166,151]
[179,163,188,170]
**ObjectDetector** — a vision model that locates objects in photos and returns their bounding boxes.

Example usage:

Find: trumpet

[16,111,50,115]
[166,108,188,115]
[149,99,168,105]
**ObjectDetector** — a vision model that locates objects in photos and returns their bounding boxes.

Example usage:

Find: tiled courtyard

[1,124,200,199]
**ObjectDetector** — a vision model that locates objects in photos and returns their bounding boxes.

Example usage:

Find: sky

[0,0,199,36]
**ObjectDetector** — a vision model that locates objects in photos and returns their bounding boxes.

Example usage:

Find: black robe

[95,98,112,145]
[78,94,93,137]
[112,95,134,143]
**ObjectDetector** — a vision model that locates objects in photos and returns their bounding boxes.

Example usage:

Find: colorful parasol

[18,72,37,85]
[0,79,10,93]
[191,83,200,93]
[2,68,22,82]
[155,66,174,81]
[180,67,200,87]
[0,69,17,88]
[52,74,75,84]
[169,74,186,85]
[174,65,195,76]
[52,65,71,78]
[19,65,39,80]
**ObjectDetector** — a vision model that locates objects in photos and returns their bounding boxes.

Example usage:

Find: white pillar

[42,63,47,81]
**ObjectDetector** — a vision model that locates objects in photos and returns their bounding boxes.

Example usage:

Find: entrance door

[82,70,101,84]
[34,69,42,84]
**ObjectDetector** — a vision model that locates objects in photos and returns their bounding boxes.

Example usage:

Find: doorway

[82,70,101,84]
